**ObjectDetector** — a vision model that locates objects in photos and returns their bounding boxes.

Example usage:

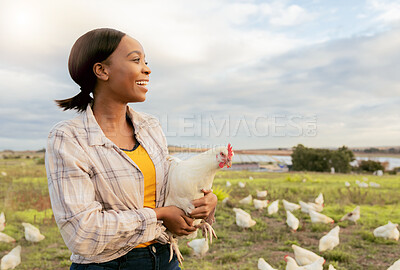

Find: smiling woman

[45,28,218,270]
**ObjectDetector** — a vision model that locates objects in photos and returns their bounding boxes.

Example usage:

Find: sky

[0,0,399,151]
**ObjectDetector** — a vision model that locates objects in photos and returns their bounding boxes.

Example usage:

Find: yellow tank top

[123,144,157,248]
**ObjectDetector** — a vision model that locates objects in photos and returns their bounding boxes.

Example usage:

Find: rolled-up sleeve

[45,129,163,258]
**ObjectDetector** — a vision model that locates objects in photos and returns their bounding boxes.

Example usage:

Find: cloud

[260,2,317,26]
[368,0,400,24]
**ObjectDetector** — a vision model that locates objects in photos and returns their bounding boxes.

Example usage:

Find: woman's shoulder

[48,114,85,138]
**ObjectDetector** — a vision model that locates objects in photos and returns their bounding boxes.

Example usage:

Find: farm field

[0,157,399,269]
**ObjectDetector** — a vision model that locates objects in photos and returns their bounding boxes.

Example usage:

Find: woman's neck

[92,98,133,141]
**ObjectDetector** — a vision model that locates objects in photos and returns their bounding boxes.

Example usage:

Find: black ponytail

[56,28,125,112]
[55,89,93,112]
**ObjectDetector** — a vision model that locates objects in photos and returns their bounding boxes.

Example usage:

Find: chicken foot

[169,235,184,264]
[197,220,217,244]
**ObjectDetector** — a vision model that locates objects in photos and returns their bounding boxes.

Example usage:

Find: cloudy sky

[0,0,399,151]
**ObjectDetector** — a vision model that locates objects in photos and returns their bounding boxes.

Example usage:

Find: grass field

[0,157,399,269]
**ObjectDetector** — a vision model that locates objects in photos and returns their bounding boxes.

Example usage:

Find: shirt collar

[83,104,147,148]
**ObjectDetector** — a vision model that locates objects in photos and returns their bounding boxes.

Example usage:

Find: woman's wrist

[154,207,166,220]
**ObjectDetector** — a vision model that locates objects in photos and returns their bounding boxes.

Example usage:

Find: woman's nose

[143,64,151,75]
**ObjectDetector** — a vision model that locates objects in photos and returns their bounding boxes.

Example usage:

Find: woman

[45,28,217,269]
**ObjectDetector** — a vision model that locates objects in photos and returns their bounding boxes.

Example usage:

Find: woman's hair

[56,28,126,112]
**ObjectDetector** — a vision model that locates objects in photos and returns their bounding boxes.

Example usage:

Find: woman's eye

[132,58,140,62]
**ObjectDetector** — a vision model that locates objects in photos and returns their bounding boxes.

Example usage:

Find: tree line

[290,144,385,173]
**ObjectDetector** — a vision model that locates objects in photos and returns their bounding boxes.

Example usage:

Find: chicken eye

[220,152,225,156]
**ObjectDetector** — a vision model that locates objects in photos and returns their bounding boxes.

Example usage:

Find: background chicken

[309,210,334,224]
[286,210,300,231]
[292,244,323,266]
[0,232,15,243]
[339,206,360,223]
[258,257,277,270]
[373,221,399,241]
[256,190,267,198]
[233,208,256,228]
[21,222,45,242]
[303,257,325,270]
[164,143,233,262]
[284,255,303,270]
[0,245,21,270]
[187,238,209,257]
[253,199,269,210]
[238,181,246,188]
[268,200,279,215]
[283,199,301,212]
[314,193,324,205]
[388,258,400,270]
[319,226,340,252]
[239,194,253,204]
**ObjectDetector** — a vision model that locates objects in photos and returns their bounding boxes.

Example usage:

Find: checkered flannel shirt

[45,104,170,263]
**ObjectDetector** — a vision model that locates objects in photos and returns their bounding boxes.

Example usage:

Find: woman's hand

[154,206,196,236]
[189,189,218,219]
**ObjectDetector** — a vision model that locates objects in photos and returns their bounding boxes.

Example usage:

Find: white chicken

[328,265,337,270]
[285,256,325,270]
[345,181,350,187]
[357,182,369,188]
[187,238,209,257]
[303,257,325,270]
[21,222,45,242]
[258,257,277,270]
[164,144,234,262]
[286,211,300,231]
[292,244,323,266]
[373,221,399,241]
[256,190,268,198]
[238,182,246,188]
[239,195,253,204]
[285,256,303,270]
[0,213,5,232]
[233,208,256,228]
[339,206,360,223]
[319,225,340,252]
[388,258,400,270]
[226,181,232,187]
[283,199,301,212]
[253,199,269,210]
[0,232,15,243]
[309,210,334,224]
[314,193,324,205]
[0,245,21,270]
[307,202,323,212]
[268,200,279,215]
[369,182,380,188]
[300,201,323,213]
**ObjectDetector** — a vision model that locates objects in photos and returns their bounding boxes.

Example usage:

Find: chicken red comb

[227,143,233,159]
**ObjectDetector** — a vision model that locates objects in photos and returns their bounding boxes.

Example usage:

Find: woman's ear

[93,63,109,81]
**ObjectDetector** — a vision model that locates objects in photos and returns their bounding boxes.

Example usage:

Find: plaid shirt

[45,104,170,263]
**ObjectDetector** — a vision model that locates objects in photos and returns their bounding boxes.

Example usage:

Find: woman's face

[102,35,151,103]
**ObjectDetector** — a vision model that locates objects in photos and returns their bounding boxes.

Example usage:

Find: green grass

[0,158,399,269]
